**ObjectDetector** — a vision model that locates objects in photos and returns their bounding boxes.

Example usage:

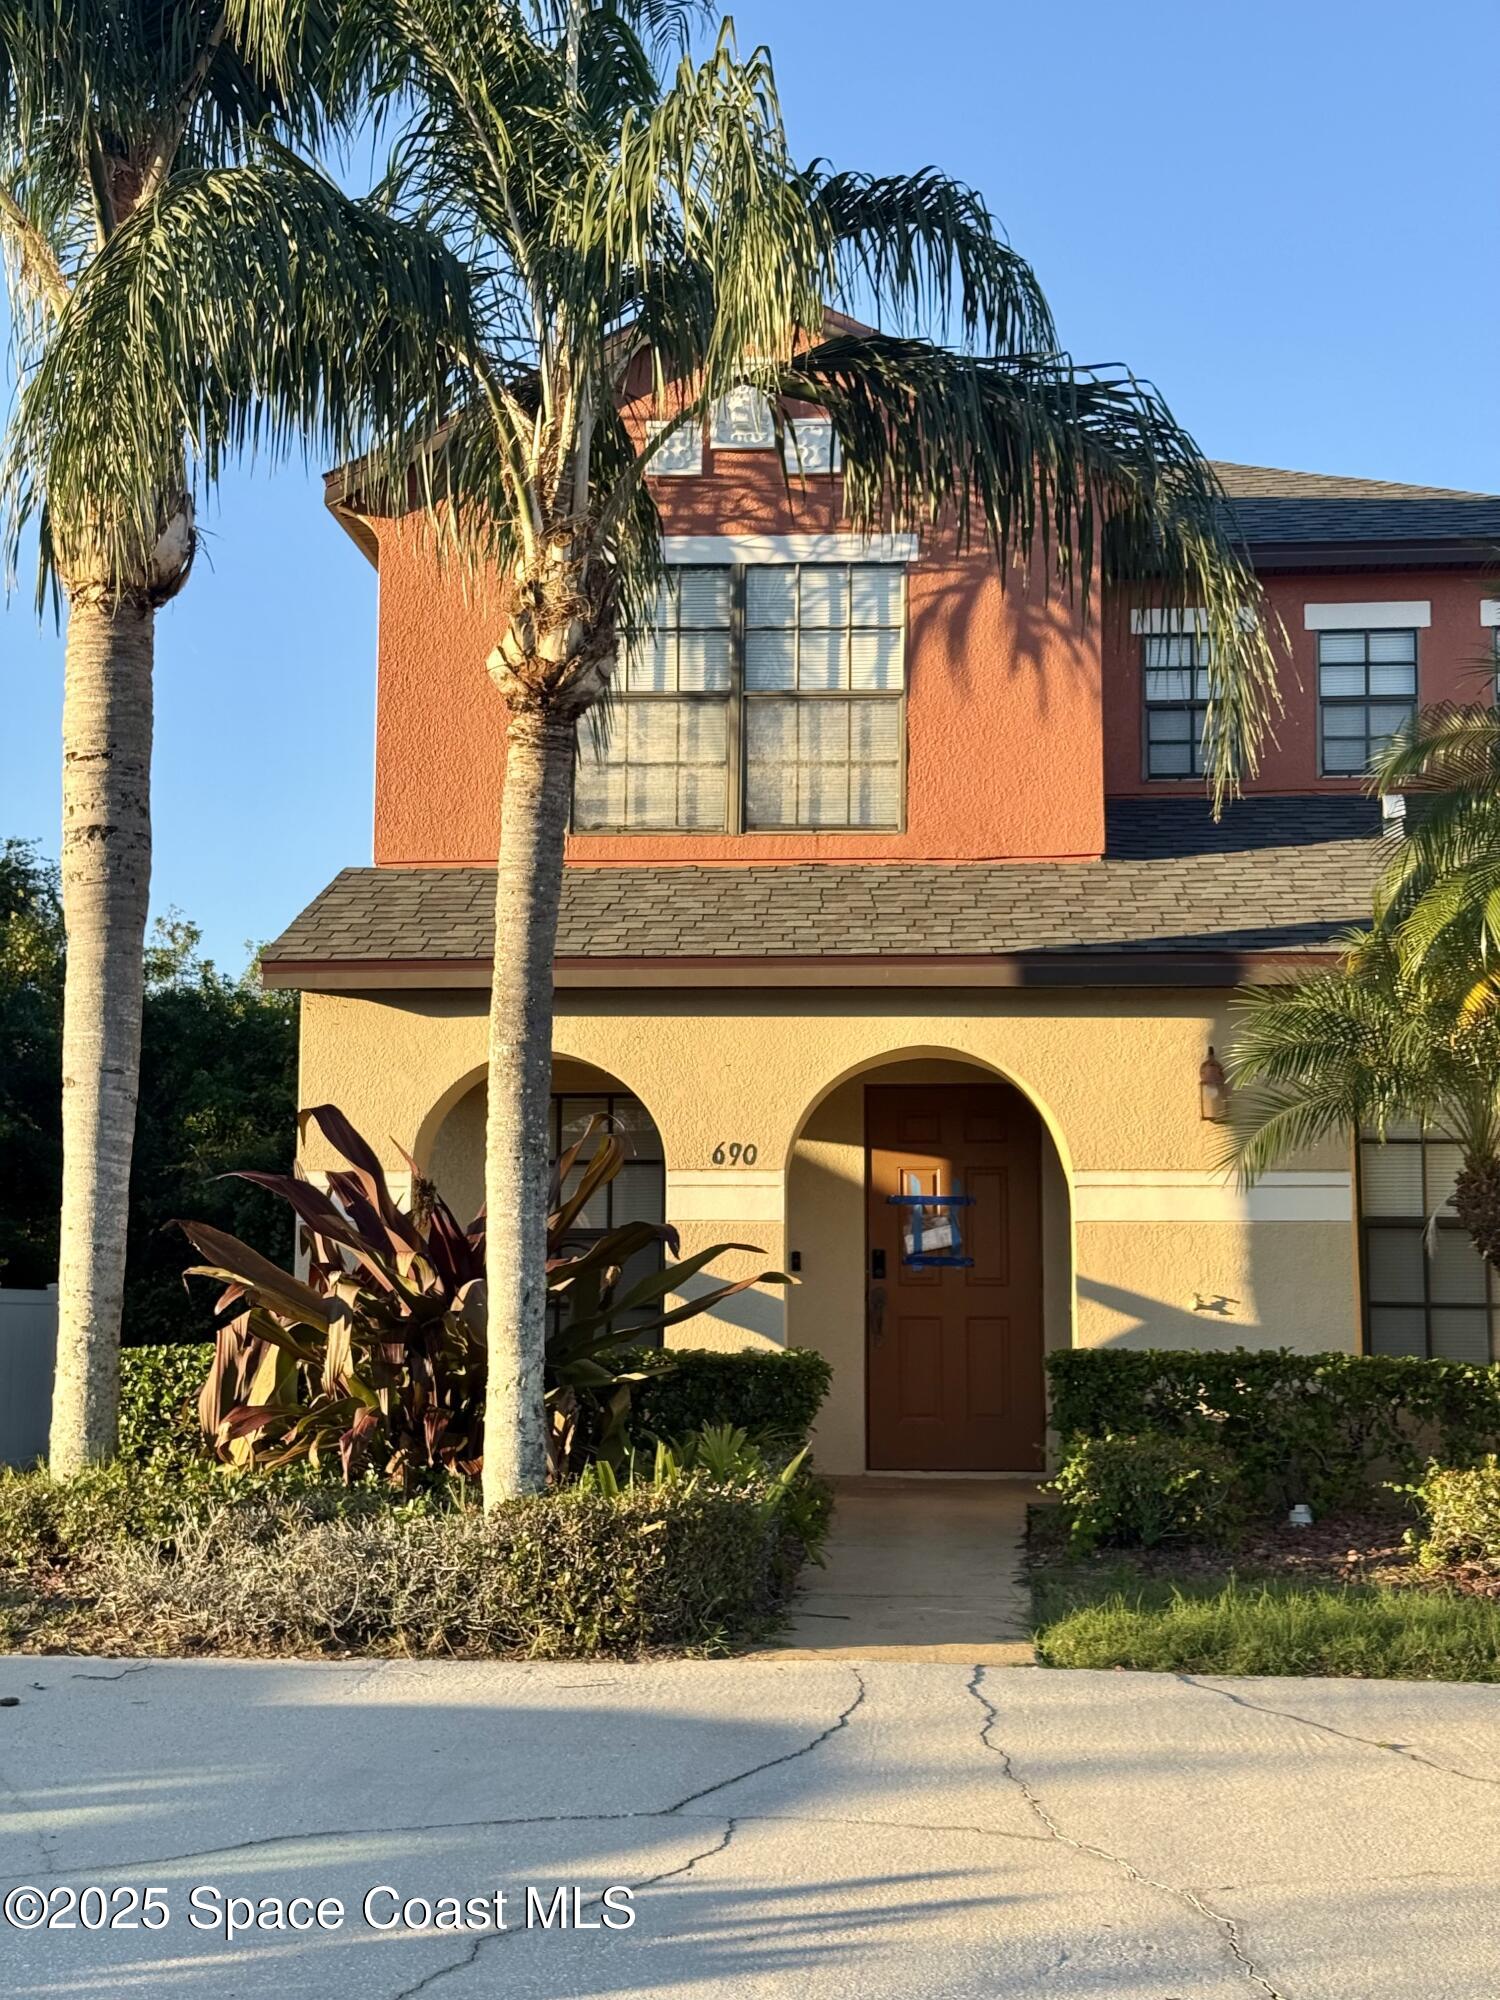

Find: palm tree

[1226,927,1500,1267]
[1372,705,1500,995]
[1,0,470,1472]
[349,0,1284,1504]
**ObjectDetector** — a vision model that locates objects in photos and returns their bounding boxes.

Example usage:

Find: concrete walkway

[3,1655,1500,1998]
[759,1477,1037,1662]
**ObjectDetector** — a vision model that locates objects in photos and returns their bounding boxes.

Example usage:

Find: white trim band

[660,533,919,566]
[1481,598,1500,629]
[1303,600,1430,631]
[666,1167,784,1222]
[1073,1169,1352,1224]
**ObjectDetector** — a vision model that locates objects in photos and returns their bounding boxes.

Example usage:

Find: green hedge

[120,1342,210,1466]
[628,1346,832,1448]
[119,1341,832,1466]
[1046,1348,1500,1515]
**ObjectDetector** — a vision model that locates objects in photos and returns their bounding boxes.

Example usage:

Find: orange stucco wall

[370,447,1107,866]
[1103,570,1496,798]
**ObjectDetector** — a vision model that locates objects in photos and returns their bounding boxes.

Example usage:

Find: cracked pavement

[1,1658,1498,1997]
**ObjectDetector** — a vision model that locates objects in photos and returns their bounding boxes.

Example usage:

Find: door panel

[866,1083,1045,1471]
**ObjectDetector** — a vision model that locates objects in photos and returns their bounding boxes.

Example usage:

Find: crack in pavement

[967,1666,1286,2000]
[0,1671,867,1885]
[69,1665,154,1683]
[386,1819,742,2000]
[1179,1674,1500,1790]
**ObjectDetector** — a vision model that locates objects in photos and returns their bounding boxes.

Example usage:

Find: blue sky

[3,0,1496,967]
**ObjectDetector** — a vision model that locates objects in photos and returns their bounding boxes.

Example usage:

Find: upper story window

[1318,629,1417,775]
[1143,632,1211,778]
[572,562,907,834]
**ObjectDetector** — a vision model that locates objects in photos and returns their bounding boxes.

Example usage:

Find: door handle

[868,1286,886,1346]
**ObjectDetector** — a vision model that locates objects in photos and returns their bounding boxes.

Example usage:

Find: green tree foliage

[0,840,294,1337]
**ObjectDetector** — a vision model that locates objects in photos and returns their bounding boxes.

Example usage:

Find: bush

[31,1480,805,1658]
[1407,1457,1500,1574]
[630,1347,832,1449]
[1051,1432,1245,1553]
[0,1460,217,1567]
[1034,1575,1500,1681]
[120,1343,211,1468]
[1047,1348,1500,1516]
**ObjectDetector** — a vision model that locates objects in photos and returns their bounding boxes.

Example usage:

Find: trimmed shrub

[1047,1348,1500,1515]
[43,1481,804,1658]
[631,1346,832,1448]
[1408,1457,1500,1574]
[120,1342,211,1468]
[1052,1432,1245,1553]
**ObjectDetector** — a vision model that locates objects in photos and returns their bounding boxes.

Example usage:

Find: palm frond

[4,157,472,594]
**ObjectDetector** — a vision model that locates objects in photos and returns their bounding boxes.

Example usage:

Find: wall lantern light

[1199,1047,1230,1123]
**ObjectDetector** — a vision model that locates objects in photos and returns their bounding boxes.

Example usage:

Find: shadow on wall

[1077,1276,1269,1349]
[670,1267,787,1344]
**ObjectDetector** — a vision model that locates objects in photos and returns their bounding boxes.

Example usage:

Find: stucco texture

[367,451,1105,868]
[298,985,1359,1474]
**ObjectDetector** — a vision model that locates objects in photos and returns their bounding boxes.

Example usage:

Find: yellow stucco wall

[298,983,1360,1473]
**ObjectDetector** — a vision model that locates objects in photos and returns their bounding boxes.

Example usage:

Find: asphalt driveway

[1,1655,1497,1998]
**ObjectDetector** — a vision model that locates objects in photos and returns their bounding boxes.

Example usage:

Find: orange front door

[865,1084,1045,1472]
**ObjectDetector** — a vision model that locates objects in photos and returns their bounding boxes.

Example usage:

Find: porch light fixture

[1199,1047,1230,1123]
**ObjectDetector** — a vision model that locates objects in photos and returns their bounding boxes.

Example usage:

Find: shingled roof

[1208,460,1500,553]
[263,808,1381,989]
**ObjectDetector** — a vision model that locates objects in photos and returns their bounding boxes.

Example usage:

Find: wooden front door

[866,1084,1045,1472]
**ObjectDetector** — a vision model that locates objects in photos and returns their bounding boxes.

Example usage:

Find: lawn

[1029,1508,1500,1682]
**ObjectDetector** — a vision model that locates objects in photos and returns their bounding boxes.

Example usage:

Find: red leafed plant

[178,1104,784,1486]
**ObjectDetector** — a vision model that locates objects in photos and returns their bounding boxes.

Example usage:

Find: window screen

[1319,630,1417,776]
[1143,632,1211,778]
[1359,1126,1497,1360]
[575,561,907,833]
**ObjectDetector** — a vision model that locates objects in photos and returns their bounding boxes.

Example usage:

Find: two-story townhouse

[262,407,1500,1476]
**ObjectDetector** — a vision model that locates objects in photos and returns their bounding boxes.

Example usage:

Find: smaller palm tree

[1226,927,1500,1269]
[1373,705,1500,995]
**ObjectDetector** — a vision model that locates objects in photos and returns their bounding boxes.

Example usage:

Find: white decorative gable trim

[660,532,918,565]
[645,416,702,476]
[1303,600,1431,630]
[710,385,776,449]
[782,416,840,474]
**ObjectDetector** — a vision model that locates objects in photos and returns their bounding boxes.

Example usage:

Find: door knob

[868,1286,887,1345]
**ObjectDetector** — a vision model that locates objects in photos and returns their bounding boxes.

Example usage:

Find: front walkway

[759,1477,1038,1663]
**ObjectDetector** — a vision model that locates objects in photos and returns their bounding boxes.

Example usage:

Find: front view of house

[262,421,1500,1476]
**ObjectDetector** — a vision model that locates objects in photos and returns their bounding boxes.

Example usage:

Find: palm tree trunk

[49,591,154,1473]
[482,705,575,1505]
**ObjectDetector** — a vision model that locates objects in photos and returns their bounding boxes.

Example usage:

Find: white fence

[0,1285,56,1467]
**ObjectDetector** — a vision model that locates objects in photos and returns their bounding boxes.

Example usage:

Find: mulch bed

[1027,1503,1500,1600]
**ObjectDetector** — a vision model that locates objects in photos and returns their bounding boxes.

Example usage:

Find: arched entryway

[785,1052,1072,1476]
[425,1057,666,1239]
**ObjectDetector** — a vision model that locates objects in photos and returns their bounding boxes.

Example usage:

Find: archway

[784,1050,1072,1476]
[425,1057,667,1238]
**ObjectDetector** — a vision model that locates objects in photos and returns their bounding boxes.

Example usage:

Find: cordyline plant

[338,0,1283,1505]
[180,1103,783,1485]
[2,0,473,1476]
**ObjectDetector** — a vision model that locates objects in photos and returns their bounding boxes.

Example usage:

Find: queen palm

[1,0,470,1471]
[349,0,1283,1504]
[1226,927,1500,1268]
[1372,705,1500,995]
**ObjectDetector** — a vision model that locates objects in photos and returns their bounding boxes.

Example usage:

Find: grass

[1033,1562,1500,1682]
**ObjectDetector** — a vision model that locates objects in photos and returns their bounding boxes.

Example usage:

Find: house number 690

[711,1142,758,1166]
